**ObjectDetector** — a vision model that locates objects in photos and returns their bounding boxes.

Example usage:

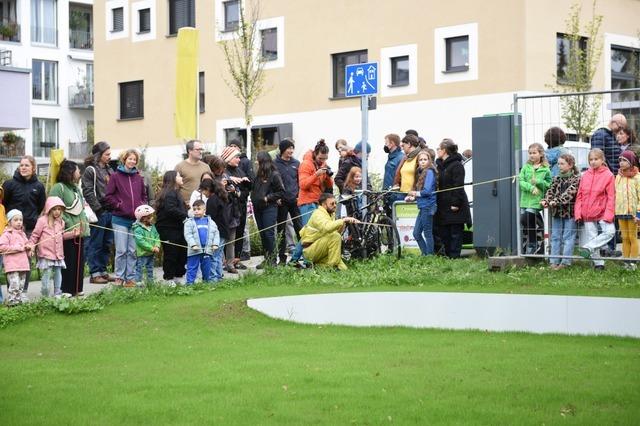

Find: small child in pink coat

[28,197,80,297]
[0,210,32,306]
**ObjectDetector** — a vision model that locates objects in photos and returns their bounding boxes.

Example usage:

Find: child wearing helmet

[132,204,161,285]
[28,196,81,297]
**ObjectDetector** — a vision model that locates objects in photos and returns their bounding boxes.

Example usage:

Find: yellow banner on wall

[174,27,199,140]
[47,149,65,192]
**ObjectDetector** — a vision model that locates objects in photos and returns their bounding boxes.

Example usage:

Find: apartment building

[95,0,640,172]
[0,0,94,172]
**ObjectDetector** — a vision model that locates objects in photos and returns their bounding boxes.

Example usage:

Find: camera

[324,167,334,177]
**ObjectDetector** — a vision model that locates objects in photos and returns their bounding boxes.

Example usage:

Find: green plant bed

[0,282,638,424]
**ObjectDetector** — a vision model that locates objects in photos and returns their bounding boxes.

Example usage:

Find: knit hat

[6,209,23,222]
[619,150,638,167]
[92,141,110,156]
[354,141,371,154]
[220,146,240,163]
[279,139,295,155]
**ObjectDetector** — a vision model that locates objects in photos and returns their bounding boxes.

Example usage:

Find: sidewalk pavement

[16,255,266,302]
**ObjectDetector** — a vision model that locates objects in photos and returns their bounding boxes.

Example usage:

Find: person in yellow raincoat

[299,193,359,270]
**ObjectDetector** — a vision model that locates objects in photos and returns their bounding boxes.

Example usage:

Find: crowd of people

[520,113,640,270]
[5,115,637,306]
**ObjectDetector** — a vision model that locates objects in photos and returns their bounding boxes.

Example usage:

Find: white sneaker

[165,280,177,287]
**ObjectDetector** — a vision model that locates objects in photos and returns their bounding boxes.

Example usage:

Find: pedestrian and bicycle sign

[345,62,378,97]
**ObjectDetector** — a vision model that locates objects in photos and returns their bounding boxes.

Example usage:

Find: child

[188,171,216,217]
[0,187,6,303]
[614,150,640,270]
[184,199,220,285]
[132,204,161,284]
[155,171,188,284]
[541,153,581,269]
[405,150,438,256]
[342,167,363,218]
[28,197,80,297]
[575,148,616,270]
[519,143,552,254]
[0,210,31,306]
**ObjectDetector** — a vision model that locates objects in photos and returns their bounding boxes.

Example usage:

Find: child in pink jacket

[0,209,32,306]
[574,148,616,269]
[28,197,80,297]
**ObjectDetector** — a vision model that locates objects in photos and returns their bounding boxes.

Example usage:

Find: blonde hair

[119,149,140,165]
[527,143,549,166]
[588,148,605,163]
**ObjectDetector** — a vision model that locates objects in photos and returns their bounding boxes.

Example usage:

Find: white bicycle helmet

[134,204,155,220]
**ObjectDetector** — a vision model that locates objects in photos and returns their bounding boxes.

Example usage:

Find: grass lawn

[1,256,639,424]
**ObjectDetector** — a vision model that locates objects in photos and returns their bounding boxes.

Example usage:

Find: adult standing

[591,113,626,175]
[81,141,115,284]
[383,133,403,190]
[275,138,302,265]
[175,140,211,205]
[227,140,255,262]
[251,151,285,268]
[393,134,422,193]
[290,139,334,265]
[49,160,89,296]
[2,155,46,298]
[334,147,360,194]
[617,127,640,159]
[103,149,147,287]
[155,171,188,283]
[435,139,471,258]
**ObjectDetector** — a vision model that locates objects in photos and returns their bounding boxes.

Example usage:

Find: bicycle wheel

[376,215,401,259]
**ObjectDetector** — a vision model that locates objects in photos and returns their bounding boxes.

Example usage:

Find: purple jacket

[103,166,147,220]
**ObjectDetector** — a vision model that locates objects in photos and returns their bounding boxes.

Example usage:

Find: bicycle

[339,188,402,261]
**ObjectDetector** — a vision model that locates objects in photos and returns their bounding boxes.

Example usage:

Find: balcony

[0,136,25,160]
[68,141,92,160]
[68,83,94,109]
[0,20,20,43]
[70,29,92,50]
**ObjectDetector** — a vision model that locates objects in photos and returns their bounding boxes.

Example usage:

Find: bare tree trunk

[246,121,252,161]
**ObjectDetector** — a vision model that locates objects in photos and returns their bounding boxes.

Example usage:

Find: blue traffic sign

[345,62,378,97]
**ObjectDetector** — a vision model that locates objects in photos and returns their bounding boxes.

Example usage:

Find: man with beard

[299,193,359,270]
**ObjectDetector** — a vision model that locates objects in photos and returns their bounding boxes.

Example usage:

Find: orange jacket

[297,150,334,206]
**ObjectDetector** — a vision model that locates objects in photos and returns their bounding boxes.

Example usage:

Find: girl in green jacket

[519,143,552,254]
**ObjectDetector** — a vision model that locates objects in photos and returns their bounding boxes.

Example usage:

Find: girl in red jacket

[28,197,80,297]
[574,148,616,269]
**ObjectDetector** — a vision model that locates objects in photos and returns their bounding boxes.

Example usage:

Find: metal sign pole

[361,95,368,207]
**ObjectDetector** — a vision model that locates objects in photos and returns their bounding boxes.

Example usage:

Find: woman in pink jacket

[28,197,80,297]
[0,209,31,306]
[574,148,616,269]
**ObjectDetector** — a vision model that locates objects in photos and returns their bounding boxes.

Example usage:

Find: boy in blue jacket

[183,200,220,284]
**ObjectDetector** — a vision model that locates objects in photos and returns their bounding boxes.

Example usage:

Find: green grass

[1,256,639,424]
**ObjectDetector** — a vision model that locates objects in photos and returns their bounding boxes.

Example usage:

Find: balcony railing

[68,84,94,108]
[0,49,11,66]
[68,141,93,159]
[0,21,20,43]
[70,29,93,50]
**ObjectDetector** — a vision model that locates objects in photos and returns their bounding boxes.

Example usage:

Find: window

[169,0,195,35]
[112,7,123,32]
[138,8,150,33]
[556,33,588,84]
[31,0,57,45]
[611,45,640,135]
[261,27,277,61]
[119,80,144,119]
[32,59,57,102]
[199,71,205,113]
[332,49,367,98]
[224,123,292,155]
[224,0,239,32]
[32,118,58,158]
[69,4,92,49]
[445,36,469,72]
[390,55,409,86]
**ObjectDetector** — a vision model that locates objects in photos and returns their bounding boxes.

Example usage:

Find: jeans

[255,205,278,263]
[136,255,155,283]
[438,223,464,258]
[291,203,317,262]
[550,217,577,265]
[186,254,214,284]
[40,266,62,297]
[212,238,225,280]
[414,206,436,255]
[277,200,302,262]
[113,222,137,281]
[86,212,113,278]
[582,220,615,267]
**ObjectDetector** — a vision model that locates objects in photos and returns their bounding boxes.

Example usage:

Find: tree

[556,0,603,141]
[219,0,266,160]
